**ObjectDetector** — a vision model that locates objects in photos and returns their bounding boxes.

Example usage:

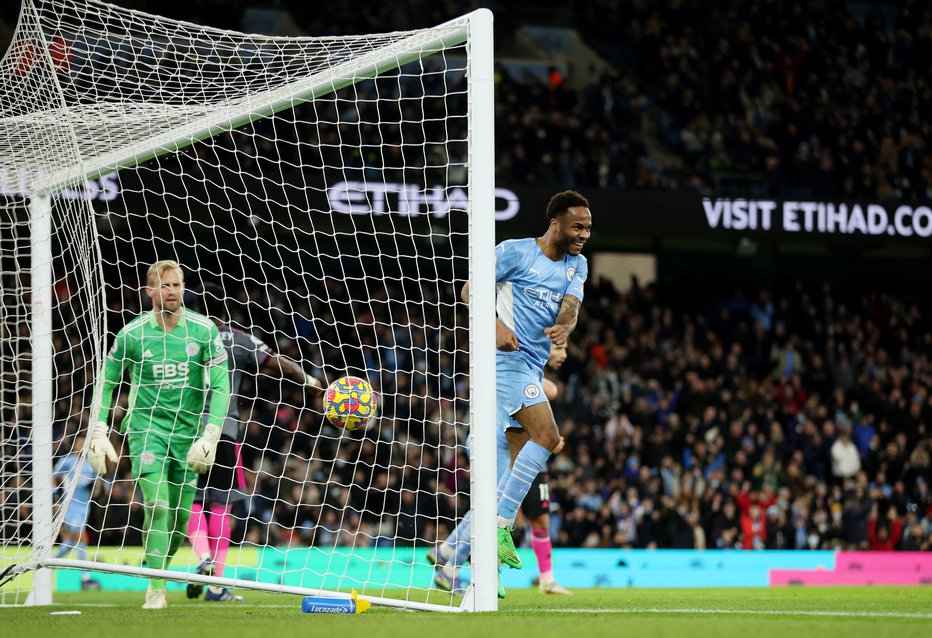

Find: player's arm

[52,455,70,488]
[205,357,231,430]
[187,329,231,474]
[544,294,580,347]
[543,343,567,399]
[460,282,520,351]
[87,333,125,474]
[262,353,323,393]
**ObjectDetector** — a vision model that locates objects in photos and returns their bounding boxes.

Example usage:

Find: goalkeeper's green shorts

[126,429,198,490]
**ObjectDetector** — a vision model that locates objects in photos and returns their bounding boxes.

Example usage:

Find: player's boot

[539,579,573,595]
[497,565,506,600]
[433,566,466,595]
[426,544,451,567]
[496,526,522,569]
[205,586,244,602]
[142,586,167,609]
[80,577,102,591]
[186,557,214,599]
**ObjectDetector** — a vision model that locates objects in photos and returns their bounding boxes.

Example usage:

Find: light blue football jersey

[54,453,96,507]
[495,237,587,372]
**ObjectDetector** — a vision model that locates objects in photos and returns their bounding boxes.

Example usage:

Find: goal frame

[7,3,497,613]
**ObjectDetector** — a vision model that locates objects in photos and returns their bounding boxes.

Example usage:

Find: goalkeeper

[88,260,231,610]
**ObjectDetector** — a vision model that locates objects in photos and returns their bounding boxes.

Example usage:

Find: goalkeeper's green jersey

[96,308,230,437]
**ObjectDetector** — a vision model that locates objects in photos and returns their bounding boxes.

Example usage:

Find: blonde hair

[146,260,184,287]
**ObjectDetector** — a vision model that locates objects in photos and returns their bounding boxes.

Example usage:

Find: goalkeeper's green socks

[139,479,172,587]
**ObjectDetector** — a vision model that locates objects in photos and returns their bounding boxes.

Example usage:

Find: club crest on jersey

[140,451,155,466]
[524,384,541,399]
[186,342,200,357]
[566,266,576,281]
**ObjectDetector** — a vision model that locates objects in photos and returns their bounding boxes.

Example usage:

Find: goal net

[0,0,497,611]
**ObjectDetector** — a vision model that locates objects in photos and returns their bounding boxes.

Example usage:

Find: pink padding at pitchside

[770,552,932,586]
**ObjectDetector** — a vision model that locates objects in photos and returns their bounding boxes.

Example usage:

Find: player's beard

[559,234,585,255]
[160,296,182,314]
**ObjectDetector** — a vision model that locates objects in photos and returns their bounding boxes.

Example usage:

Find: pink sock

[531,528,553,582]
[187,503,211,560]
[207,504,232,577]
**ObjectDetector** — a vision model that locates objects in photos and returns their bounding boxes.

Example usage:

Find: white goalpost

[0,0,496,612]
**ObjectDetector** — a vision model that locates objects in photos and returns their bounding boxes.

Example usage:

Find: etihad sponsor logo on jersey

[522,287,564,304]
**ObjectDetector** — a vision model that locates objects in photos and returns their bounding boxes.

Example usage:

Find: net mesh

[0,0,477,609]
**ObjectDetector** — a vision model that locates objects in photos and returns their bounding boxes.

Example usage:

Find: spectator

[830,426,861,484]
[867,505,903,551]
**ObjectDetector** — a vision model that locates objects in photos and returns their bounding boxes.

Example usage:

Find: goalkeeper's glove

[86,421,118,475]
[304,373,322,391]
[186,423,222,474]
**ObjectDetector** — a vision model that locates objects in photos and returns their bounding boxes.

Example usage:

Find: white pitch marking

[542,608,932,620]
[183,603,298,609]
[17,603,931,618]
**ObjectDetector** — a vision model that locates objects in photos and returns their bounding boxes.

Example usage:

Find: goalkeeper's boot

[142,586,167,609]
[186,557,214,599]
[205,586,244,602]
[497,526,522,569]
[539,579,573,595]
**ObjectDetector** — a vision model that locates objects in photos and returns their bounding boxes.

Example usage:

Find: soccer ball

[323,376,378,430]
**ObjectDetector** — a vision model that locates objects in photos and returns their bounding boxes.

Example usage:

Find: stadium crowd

[7,269,929,554]
[540,276,931,551]
[497,0,932,201]
[140,0,932,202]
[4,0,927,200]
[23,269,472,551]
[1,0,929,555]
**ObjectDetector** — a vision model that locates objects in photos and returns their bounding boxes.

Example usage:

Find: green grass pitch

[3,586,930,638]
